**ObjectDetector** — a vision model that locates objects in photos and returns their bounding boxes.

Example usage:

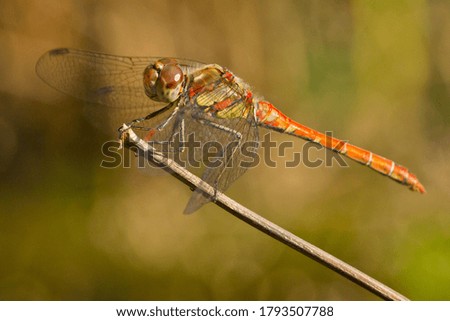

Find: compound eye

[156,63,184,103]
[144,67,158,88]
[143,59,184,103]
[160,64,183,90]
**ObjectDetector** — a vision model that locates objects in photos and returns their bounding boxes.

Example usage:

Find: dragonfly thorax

[143,58,184,103]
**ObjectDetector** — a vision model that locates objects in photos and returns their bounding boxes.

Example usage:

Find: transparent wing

[179,71,259,213]
[36,48,206,131]
[182,113,259,214]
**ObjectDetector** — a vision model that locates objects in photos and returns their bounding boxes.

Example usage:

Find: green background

[0,0,449,300]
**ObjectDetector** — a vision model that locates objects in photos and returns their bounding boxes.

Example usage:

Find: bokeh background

[1,0,449,300]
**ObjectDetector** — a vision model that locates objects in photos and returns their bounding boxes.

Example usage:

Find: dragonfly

[36,48,425,213]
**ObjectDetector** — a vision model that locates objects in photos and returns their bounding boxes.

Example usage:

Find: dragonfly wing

[36,48,158,108]
[180,70,260,214]
[36,48,206,131]
[183,116,259,214]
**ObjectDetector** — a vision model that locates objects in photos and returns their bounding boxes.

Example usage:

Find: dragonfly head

[143,58,184,103]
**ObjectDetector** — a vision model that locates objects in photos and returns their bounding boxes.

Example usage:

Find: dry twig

[119,124,409,301]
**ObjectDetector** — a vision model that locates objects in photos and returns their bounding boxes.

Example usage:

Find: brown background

[0,0,449,300]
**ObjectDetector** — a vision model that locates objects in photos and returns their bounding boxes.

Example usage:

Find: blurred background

[0,0,449,300]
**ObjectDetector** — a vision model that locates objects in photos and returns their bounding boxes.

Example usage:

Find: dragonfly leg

[145,106,181,142]
[122,103,181,143]
[120,102,175,134]
[176,118,186,152]
[156,106,180,131]
[166,117,187,153]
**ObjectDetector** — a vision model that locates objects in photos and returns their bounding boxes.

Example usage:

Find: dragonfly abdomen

[255,101,425,193]
[335,141,425,193]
